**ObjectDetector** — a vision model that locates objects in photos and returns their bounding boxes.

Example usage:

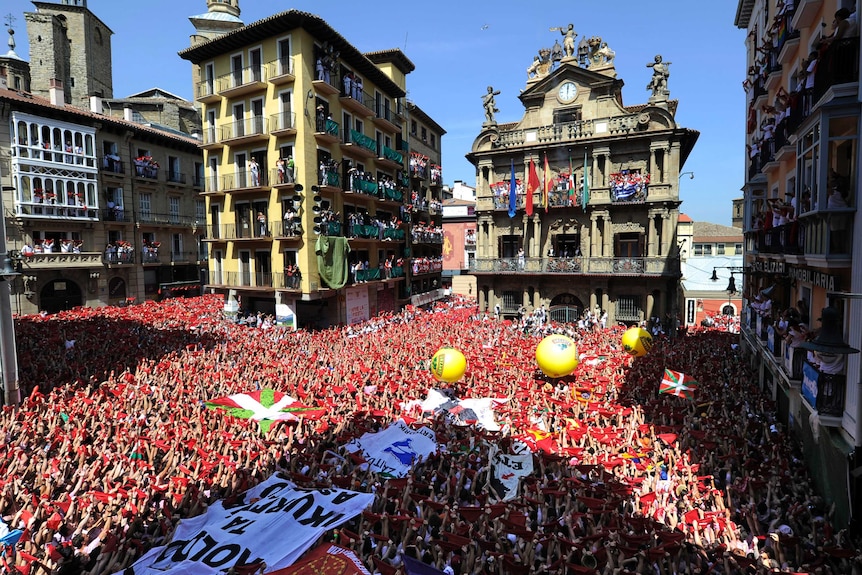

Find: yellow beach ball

[430,347,467,383]
[621,326,653,357]
[535,335,578,378]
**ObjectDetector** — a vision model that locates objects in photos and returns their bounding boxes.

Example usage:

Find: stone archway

[39,279,83,314]
[549,293,584,324]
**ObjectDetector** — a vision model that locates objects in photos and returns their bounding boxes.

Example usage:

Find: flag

[568,156,576,205]
[582,150,590,210]
[266,543,372,575]
[659,369,697,399]
[525,158,539,216]
[402,555,447,575]
[508,159,517,218]
[488,445,534,501]
[343,420,437,477]
[543,153,551,212]
[205,389,325,433]
[411,389,506,431]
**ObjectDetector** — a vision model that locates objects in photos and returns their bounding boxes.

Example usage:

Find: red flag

[526,159,539,216]
[543,153,551,212]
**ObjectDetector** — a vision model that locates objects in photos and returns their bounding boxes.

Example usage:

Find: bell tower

[189,0,244,47]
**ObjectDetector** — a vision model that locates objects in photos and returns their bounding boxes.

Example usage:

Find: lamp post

[0,186,20,406]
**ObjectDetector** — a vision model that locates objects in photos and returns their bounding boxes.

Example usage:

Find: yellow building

[735,0,861,525]
[467,31,698,325]
[180,7,427,328]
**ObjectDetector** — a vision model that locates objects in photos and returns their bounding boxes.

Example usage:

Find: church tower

[25,0,113,106]
[1,16,32,92]
[189,0,244,47]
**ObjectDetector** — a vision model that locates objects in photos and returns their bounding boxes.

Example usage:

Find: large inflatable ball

[621,326,653,357]
[430,347,467,383]
[535,335,578,378]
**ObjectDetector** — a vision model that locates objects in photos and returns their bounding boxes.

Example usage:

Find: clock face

[558,81,578,102]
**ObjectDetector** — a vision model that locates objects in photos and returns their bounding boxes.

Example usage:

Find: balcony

[221,222,272,240]
[410,259,443,275]
[21,251,103,270]
[270,168,299,190]
[812,36,860,105]
[319,171,341,190]
[200,127,224,150]
[791,0,823,30]
[753,223,803,255]
[216,66,267,98]
[377,145,404,170]
[340,91,373,117]
[15,200,99,220]
[469,256,680,276]
[220,117,269,146]
[267,57,295,85]
[205,270,288,289]
[270,111,297,138]
[137,211,197,227]
[220,170,269,194]
[312,73,340,96]
[100,155,124,176]
[314,118,340,145]
[340,129,377,160]
[103,249,136,266]
[200,175,224,197]
[167,171,187,185]
[491,113,643,149]
[133,159,160,181]
[372,105,402,133]
[195,80,220,104]
[271,220,302,239]
[141,250,162,265]
[802,360,846,418]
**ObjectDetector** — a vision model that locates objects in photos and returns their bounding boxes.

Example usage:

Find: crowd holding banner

[0,294,858,575]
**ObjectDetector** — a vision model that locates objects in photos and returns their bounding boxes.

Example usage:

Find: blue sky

[5,1,746,225]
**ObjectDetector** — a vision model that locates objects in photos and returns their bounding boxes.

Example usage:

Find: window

[195,199,206,223]
[553,234,581,257]
[615,232,642,258]
[168,156,181,183]
[735,243,743,254]
[169,197,180,223]
[615,295,642,322]
[430,134,436,149]
[499,235,520,258]
[140,192,152,221]
[797,124,820,211]
[826,115,857,208]
[502,291,520,313]
[421,127,427,143]
[194,162,204,187]
[411,120,417,135]
[716,243,726,255]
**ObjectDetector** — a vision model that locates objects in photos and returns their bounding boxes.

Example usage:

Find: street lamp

[679,171,695,180]
[0,186,20,406]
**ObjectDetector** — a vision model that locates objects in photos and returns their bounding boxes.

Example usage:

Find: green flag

[582,150,590,210]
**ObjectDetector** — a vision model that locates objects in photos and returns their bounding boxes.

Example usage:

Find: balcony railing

[220,169,268,191]
[205,270,290,289]
[15,201,100,220]
[374,104,402,129]
[349,129,378,155]
[216,65,266,93]
[267,57,295,81]
[752,223,803,255]
[100,156,124,174]
[469,256,680,275]
[381,145,403,165]
[220,117,268,141]
[221,222,272,240]
[270,111,296,134]
[137,211,197,226]
[491,113,644,149]
[316,117,340,137]
[167,171,186,184]
[802,360,846,417]
[812,36,859,104]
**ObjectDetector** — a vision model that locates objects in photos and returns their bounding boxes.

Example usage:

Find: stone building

[467,29,698,324]
[25,0,113,106]
[735,0,862,525]
[179,6,446,327]
[1,23,31,92]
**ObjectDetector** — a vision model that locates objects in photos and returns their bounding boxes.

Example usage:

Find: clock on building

[557,81,578,103]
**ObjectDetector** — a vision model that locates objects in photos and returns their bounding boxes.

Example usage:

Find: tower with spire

[1,13,31,91]
[189,0,244,47]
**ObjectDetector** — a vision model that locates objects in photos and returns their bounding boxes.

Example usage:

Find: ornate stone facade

[467,25,698,325]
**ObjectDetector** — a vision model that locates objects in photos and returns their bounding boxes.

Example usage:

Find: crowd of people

[0,294,859,575]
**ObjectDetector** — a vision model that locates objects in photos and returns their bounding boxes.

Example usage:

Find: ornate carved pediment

[549,217,579,230]
[611,221,644,233]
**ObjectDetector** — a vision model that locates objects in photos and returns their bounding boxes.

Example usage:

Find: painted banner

[343,420,437,477]
[266,543,371,575]
[488,445,534,501]
[802,360,819,407]
[115,475,373,575]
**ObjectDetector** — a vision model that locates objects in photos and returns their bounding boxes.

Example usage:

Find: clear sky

[4,0,747,226]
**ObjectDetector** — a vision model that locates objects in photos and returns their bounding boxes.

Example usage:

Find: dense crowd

[0,295,859,575]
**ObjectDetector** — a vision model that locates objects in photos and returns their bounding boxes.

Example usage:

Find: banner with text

[115,475,373,575]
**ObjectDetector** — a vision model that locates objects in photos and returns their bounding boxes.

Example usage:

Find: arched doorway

[39,279,83,314]
[549,293,584,324]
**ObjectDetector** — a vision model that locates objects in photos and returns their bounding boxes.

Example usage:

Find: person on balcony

[286,156,295,183]
[276,157,285,184]
[257,211,268,236]
[283,207,297,237]
[343,71,354,99]
[249,158,260,187]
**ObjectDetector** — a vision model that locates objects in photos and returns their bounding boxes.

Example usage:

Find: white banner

[115,475,373,575]
[344,420,437,477]
[410,389,506,431]
[346,287,370,325]
[488,445,534,501]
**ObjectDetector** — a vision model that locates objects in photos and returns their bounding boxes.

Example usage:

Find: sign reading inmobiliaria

[114,475,373,575]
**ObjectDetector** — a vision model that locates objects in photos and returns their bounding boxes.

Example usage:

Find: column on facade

[592,147,609,188]
[646,292,655,321]
[533,216,541,258]
[647,211,658,256]
[590,215,598,257]
[522,290,531,311]
[590,289,598,312]
[478,289,486,312]
[603,215,612,257]
[668,143,681,185]
[660,209,670,256]
[601,292,609,315]
[533,290,541,309]
[522,214,530,259]
[481,219,490,258]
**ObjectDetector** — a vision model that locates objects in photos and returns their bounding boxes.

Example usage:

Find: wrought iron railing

[469,256,680,275]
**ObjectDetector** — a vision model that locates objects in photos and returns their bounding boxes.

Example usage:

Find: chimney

[49,78,64,106]
[123,105,134,122]
[89,95,103,115]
